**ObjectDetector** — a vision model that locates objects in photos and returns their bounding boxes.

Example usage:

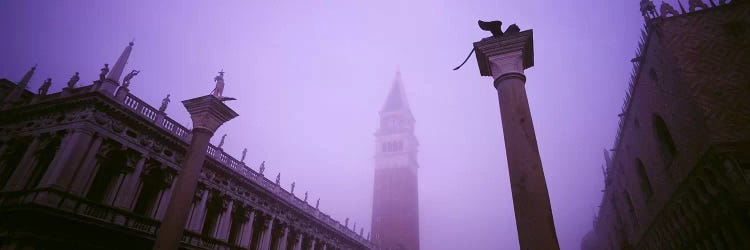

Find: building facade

[582,1,750,249]
[370,72,420,250]
[0,44,373,250]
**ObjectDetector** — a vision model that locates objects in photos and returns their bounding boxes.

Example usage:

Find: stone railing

[0,188,160,236]
[116,93,372,247]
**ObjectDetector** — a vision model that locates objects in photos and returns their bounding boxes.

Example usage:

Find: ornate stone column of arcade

[472,26,560,249]
[153,94,238,250]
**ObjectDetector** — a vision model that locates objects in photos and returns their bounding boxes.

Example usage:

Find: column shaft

[260,217,275,250]
[38,129,94,190]
[240,210,256,248]
[66,136,103,195]
[189,190,209,232]
[494,73,559,249]
[113,156,147,209]
[2,137,41,191]
[216,199,235,240]
[153,128,213,250]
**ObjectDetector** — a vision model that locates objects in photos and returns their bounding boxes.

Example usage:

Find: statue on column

[218,134,226,149]
[38,78,52,96]
[99,63,109,82]
[290,182,295,194]
[66,72,79,89]
[211,70,225,97]
[275,173,281,185]
[210,70,236,101]
[241,148,247,162]
[259,161,266,175]
[304,191,308,202]
[123,70,140,88]
[453,20,520,71]
[159,94,171,112]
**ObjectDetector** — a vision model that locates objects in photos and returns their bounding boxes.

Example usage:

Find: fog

[1,0,650,249]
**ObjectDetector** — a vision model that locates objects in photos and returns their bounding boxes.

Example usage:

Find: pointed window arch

[636,158,653,198]
[653,114,677,164]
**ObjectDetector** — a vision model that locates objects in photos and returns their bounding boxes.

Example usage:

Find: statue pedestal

[153,95,238,250]
[93,79,119,97]
[474,30,560,250]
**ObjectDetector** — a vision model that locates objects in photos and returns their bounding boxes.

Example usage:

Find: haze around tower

[0,0,647,249]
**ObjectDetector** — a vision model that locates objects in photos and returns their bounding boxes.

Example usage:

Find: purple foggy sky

[1,0,654,249]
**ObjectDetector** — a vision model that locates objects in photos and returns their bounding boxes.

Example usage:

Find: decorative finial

[129,38,135,46]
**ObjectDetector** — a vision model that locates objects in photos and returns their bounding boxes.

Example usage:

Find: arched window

[636,159,653,198]
[653,114,677,163]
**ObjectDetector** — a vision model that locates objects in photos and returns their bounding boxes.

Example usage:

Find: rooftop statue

[304,191,308,202]
[99,63,109,82]
[241,148,247,162]
[276,173,281,185]
[316,198,320,209]
[159,94,170,112]
[123,70,140,88]
[218,134,226,149]
[291,182,296,194]
[38,78,52,96]
[259,161,266,175]
[67,72,80,89]
[453,20,521,71]
[640,0,658,19]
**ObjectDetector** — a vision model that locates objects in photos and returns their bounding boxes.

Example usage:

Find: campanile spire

[371,70,420,250]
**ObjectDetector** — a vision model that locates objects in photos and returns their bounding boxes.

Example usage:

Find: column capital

[182,95,239,133]
[473,29,534,78]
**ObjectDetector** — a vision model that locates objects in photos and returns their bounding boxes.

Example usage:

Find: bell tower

[371,71,420,250]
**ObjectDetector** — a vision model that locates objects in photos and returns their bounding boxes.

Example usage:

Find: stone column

[259,217,275,250]
[66,135,103,195]
[293,233,303,250]
[112,155,147,209]
[216,198,235,240]
[153,95,238,250]
[473,30,559,249]
[40,129,95,190]
[154,180,174,220]
[240,209,256,248]
[2,136,41,191]
[188,188,209,232]
[277,226,289,250]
